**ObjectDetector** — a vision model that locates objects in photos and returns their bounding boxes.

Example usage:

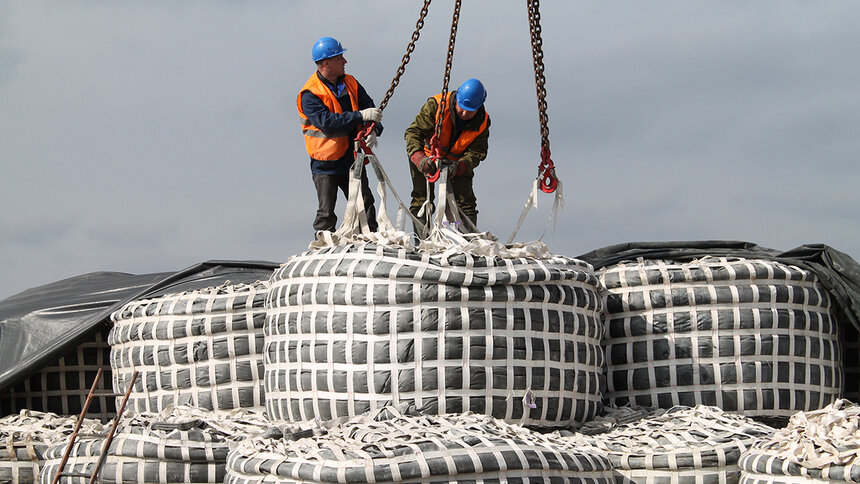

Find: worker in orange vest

[298,36,383,233]
[404,79,490,237]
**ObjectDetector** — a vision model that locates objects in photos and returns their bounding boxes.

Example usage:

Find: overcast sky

[1,1,858,300]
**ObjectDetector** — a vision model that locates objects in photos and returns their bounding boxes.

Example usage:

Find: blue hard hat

[312,36,346,62]
[456,78,487,112]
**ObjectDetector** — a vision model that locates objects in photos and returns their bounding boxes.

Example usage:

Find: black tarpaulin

[576,241,860,331]
[0,260,279,393]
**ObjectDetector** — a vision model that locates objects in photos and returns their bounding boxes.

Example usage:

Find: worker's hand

[363,131,378,149]
[418,156,437,175]
[360,107,382,123]
[444,159,467,178]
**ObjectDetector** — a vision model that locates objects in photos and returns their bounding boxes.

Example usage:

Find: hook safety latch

[355,122,376,164]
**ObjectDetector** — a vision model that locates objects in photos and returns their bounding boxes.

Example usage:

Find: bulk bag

[109,281,269,414]
[39,406,271,484]
[0,328,114,422]
[0,410,103,484]
[225,405,616,484]
[265,243,605,427]
[739,399,860,484]
[601,257,842,417]
[565,405,774,484]
[842,323,859,403]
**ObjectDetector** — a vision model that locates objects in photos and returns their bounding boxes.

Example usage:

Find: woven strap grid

[739,399,860,484]
[557,405,774,484]
[39,405,271,484]
[109,281,270,413]
[0,410,104,484]
[601,257,843,417]
[842,324,860,403]
[225,406,616,484]
[264,243,605,427]
[0,328,114,422]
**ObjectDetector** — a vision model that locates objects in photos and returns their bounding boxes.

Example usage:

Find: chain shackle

[537,145,557,193]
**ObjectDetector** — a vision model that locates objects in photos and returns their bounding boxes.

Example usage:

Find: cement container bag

[109,280,269,414]
[39,405,271,484]
[841,323,860,402]
[265,243,605,428]
[739,399,860,484]
[0,328,115,422]
[0,410,104,484]
[563,405,775,484]
[225,405,616,484]
[601,256,843,418]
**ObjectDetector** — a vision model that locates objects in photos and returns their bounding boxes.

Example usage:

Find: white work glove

[360,107,382,123]
[363,130,378,149]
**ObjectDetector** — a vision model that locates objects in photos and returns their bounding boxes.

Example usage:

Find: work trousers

[312,172,378,233]
[408,162,477,238]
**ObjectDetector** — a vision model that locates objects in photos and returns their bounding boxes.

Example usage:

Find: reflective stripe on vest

[422,92,489,160]
[297,73,360,160]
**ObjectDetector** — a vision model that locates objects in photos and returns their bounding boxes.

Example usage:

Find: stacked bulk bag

[264,243,606,427]
[39,405,271,484]
[225,405,616,484]
[601,256,842,417]
[0,328,114,422]
[1,410,104,484]
[842,324,860,402]
[739,399,860,484]
[109,280,269,413]
[564,405,774,484]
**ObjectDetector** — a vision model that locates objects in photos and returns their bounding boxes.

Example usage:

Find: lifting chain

[358,0,433,159]
[433,0,462,143]
[427,0,463,182]
[527,0,558,193]
[378,0,433,111]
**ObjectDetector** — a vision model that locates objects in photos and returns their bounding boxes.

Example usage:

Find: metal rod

[88,370,138,484]
[51,368,103,484]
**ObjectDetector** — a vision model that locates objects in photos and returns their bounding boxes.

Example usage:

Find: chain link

[433,0,463,144]
[378,0,433,111]
[528,0,550,150]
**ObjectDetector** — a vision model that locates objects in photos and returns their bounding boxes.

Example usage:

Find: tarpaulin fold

[0,260,279,393]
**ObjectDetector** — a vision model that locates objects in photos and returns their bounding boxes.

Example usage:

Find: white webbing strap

[308,148,556,260]
[505,179,565,245]
[311,146,420,250]
[506,179,539,245]
[332,154,371,238]
[364,152,423,229]
[540,180,564,243]
[419,165,475,252]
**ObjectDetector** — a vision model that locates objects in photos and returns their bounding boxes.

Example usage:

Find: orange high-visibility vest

[297,73,360,160]
[423,92,489,160]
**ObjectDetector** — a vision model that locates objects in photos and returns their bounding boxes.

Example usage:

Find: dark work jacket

[300,72,383,176]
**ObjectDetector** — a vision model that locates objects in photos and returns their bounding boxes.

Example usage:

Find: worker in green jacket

[404,79,490,237]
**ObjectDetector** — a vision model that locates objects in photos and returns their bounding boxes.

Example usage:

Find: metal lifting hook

[538,145,558,193]
[425,132,444,182]
[354,122,376,164]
